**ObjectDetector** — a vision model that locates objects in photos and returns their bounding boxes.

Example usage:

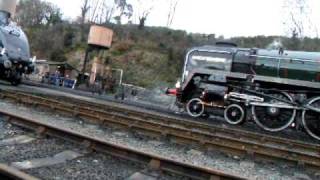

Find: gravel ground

[0,103,189,180]
[0,117,26,140]
[19,81,175,112]
[0,100,318,179]
[0,137,78,163]
[26,152,185,180]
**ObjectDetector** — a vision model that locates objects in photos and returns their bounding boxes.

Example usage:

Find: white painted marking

[11,150,83,170]
[126,172,158,180]
[0,135,35,146]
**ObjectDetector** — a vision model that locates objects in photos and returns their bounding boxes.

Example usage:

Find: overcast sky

[44,0,320,38]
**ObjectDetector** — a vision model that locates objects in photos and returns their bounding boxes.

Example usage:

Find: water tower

[79,25,113,84]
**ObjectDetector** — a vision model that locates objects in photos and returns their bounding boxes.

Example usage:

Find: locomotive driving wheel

[251,92,296,132]
[186,98,205,118]
[224,104,246,125]
[10,71,21,86]
[302,97,320,140]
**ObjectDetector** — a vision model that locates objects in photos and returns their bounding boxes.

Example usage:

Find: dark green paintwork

[252,50,320,82]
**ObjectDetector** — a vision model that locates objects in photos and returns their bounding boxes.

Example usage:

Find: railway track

[0,115,154,179]
[0,89,319,171]
[0,108,243,180]
[0,164,39,180]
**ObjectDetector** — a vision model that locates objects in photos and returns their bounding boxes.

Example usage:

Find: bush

[112,41,133,54]
[50,49,67,62]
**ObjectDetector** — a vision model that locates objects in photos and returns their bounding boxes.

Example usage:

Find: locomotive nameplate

[192,56,226,63]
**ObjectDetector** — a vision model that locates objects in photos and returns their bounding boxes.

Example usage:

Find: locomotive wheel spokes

[302,97,320,140]
[186,98,205,118]
[252,92,296,132]
[224,104,246,125]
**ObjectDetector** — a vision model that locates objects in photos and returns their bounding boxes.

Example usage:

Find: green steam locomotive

[167,42,320,140]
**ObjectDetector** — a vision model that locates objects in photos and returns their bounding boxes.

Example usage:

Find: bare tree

[138,11,150,29]
[88,0,101,22]
[166,0,179,27]
[113,0,133,24]
[80,0,91,41]
[283,0,318,38]
[135,0,154,29]
[81,0,90,24]
[79,0,134,25]
[15,0,62,27]
[84,0,124,24]
[104,1,116,23]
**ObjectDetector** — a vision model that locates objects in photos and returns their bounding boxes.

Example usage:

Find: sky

[44,0,320,38]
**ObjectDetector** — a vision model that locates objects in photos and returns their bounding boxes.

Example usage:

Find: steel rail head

[0,163,40,180]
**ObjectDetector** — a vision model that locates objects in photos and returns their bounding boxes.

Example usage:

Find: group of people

[41,71,76,89]
[90,74,117,95]
[40,69,118,95]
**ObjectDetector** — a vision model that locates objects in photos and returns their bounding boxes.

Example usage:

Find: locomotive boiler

[167,42,320,140]
[0,0,33,85]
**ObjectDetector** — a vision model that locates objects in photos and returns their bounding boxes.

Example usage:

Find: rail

[0,110,245,180]
[0,163,39,180]
[1,89,320,170]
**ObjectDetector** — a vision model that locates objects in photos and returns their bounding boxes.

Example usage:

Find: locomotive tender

[0,0,33,85]
[167,42,320,140]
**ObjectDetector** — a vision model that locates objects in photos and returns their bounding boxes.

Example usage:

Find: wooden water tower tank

[88,25,113,49]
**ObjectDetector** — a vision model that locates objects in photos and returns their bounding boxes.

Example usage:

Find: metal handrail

[249,54,319,63]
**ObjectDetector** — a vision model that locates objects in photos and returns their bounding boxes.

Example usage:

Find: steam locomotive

[167,42,320,140]
[0,0,33,85]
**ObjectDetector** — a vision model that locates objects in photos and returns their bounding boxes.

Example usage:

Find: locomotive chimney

[0,0,17,18]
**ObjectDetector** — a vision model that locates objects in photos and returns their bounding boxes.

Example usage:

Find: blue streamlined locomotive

[0,0,33,85]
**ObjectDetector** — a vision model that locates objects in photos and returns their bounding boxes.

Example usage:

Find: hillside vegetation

[16,0,320,88]
[24,23,320,88]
